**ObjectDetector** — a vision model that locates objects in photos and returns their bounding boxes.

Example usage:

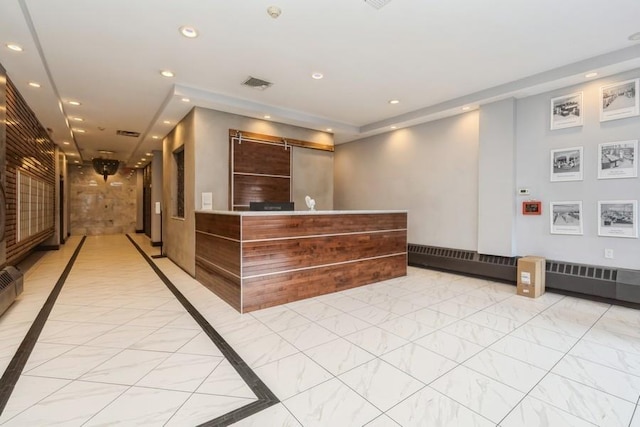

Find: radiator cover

[408,243,640,304]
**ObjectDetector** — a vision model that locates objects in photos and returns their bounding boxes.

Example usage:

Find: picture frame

[600,78,639,122]
[550,201,583,235]
[598,200,638,238]
[598,140,638,179]
[550,92,583,130]
[550,146,583,182]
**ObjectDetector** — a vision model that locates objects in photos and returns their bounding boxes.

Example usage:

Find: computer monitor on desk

[249,202,295,211]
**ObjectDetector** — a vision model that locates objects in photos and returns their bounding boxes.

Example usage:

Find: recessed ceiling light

[389,99,400,105]
[67,153,75,156]
[152,136,159,139]
[326,128,333,132]
[628,32,640,41]
[63,141,70,145]
[68,100,81,106]
[585,72,598,78]
[141,158,146,161]
[160,70,175,78]
[70,117,84,122]
[145,152,152,156]
[264,115,271,119]
[163,120,171,124]
[390,126,397,129]
[28,82,41,88]
[6,43,23,52]
[72,128,86,133]
[179,26,199,38]
[74,160,80,164]
[462,106,471,111]
[181,97,190,102]
[311,72,324,80]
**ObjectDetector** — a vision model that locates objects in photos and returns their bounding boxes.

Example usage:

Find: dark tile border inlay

[0,236,87,415]
[126,235,279,426]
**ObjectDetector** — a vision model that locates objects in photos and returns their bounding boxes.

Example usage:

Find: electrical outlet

[604,248,614,259]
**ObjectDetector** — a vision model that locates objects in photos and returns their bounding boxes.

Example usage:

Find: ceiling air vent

[242,76,273,90]
[364,0,391,9]
[116,130,140,138]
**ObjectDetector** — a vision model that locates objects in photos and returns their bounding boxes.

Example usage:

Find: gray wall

[478,99,517,256]
[516,69,640,269]
[334,113,480,250]
[150,151,163,244]
[334,69,640,270]
[164,107,334,275]
[164,109,196,274]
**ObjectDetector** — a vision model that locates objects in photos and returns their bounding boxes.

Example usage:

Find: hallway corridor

[1,235,640,426]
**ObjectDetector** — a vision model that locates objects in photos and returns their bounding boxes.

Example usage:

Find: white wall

[516,69,640,269]
[334,113,480,250]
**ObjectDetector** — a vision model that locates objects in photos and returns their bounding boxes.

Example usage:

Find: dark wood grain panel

[233,139,291,176]
[4,76,56,266]
[195,259,241,312]
[242,254,407,312]
[242,213,407,240]
[196,233,241,276]
[233,175,290,206]
[242,231,406,276]
[195,212,241,240]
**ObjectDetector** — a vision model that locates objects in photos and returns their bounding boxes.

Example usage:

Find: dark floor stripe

[0,236,87,416]
[126,235,279,427]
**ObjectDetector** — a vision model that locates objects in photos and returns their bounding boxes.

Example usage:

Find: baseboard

[36,245,60,251]
[135,229,144,234]
[151,241,162,247]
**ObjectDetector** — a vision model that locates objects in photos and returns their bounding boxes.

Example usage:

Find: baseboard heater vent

[0,266,24,317]
[408,243,640,304]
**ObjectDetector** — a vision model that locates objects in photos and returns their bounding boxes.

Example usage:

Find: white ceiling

[1,0,640,168]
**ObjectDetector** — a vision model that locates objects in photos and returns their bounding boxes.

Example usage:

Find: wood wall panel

[195,260,241,312]
[242,231,406,277]
[233,140,291,176]
[5,77,55,266]
[196,232,241,276]
[196,212,240,240]
[242,213,407,240]
[194,211,408,313]
[233,175,290,206]
[242,254,407,312]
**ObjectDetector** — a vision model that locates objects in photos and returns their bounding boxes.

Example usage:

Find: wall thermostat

[518,188,531,195]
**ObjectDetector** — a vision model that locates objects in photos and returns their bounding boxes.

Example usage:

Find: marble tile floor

[1,234,640,426]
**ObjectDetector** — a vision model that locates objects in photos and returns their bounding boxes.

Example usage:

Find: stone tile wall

[69,163,137,235]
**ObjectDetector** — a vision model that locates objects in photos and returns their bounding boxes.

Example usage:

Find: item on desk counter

[305,195,316,211]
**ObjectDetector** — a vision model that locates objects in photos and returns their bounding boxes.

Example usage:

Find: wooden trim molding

[229,129,334,152]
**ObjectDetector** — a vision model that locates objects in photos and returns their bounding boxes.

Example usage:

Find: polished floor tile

[3,235,640,426]
[284,378,381,427]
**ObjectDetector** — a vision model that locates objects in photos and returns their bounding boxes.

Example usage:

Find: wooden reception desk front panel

[195,211,407,313]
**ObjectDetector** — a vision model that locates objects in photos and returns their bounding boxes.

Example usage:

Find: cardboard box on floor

[517,256,546,298]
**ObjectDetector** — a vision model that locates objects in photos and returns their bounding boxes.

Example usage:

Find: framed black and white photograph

[598,140,637,179]
[600,78,639,122]
[550,201,583,235]
[550,146,583,182]
[598,200,637,238]
[550,92,583,130]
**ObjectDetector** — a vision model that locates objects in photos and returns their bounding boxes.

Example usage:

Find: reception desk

[195,210,407,313]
